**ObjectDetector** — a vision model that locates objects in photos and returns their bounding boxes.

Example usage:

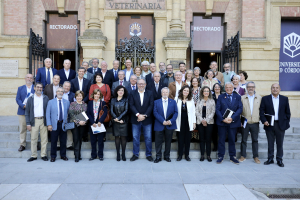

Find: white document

[23,93,33,105]
[243,117,248,128]
[91,125,106,134]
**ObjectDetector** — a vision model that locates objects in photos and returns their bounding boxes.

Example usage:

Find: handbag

[98,87,112,123]
[65,122,75,130]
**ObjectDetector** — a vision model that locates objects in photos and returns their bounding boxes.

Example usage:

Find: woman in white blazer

[175,85,196,161]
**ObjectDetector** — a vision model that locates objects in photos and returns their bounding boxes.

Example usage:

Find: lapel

[231,93,236,107]
[223,94,230,107]
[42,67,46,79]
[268,94,275,113]
[159,99,164,117]
[62,69,67,81]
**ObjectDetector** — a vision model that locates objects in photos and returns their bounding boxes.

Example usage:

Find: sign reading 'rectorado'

[49,25,78,29]
[193,27,221,31]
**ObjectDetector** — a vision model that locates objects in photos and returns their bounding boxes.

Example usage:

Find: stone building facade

[0,0,299,117]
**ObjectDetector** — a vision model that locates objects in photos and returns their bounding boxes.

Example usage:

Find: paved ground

[1,157,300,200]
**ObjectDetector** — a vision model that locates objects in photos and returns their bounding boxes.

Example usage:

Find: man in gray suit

[111,70,130,97]
[77,61,94,84]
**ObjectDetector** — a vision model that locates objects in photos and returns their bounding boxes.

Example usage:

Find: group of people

[16,58,291,167]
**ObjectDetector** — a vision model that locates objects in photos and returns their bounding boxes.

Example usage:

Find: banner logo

[283,32,300,58]
[129,23,142,36]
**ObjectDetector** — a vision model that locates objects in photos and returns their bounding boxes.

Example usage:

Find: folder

[264,114,274,126]
[223,108,235,119]
[75,112,89,121]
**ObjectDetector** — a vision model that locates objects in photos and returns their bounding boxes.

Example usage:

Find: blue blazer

[129,90,154,125]
[153,98,178,131]
[259,94,290,131]
[87,67,101,74]
[67,92,75,103]
[109,69,120,82]
[46,98,70,131]
[57,69,76,85]
[87,100,108,124]
[216,93,243,128]
[70,77,91,103]
[36,67,58,88]
[123,69,134,82]
[16,85,35,115]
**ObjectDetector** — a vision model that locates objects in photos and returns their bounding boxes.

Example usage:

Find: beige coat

[204,71,224,86]
[195,98,215,125]
[168,81,188,100]
[175,98,196,131]
[241,93,262,124]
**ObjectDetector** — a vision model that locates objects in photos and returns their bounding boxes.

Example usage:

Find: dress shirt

[45,67,53,84]
[113,69,118,76]
[33,94,43,117]
[83,72,88,79]
[119,80,124,85]
[63,91,70,101]
[138,90,145,106]
[64,69,70,79]
[126,69,131,81]
[131,84,136,90]
[154,81,159,92]
[53,85,59,98]
[162,98,168,119]
[247,94,255,115]
[56,98,64,120]
[102,71,106,79]
[272,95,279,120]
[181,72,186,81]
[175,81,182,98]
[92,67,98,74]
[26,85,33,95]
[226,93,232,102]
[78,77,83,91]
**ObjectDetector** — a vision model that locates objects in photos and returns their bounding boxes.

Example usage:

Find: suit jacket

[57,69,76,85]
[168,81,188,99]
[70,77,91,103]
[76,71,94,84]
[216,93,243,128]
[259,94,290,131]
[16,85,35,115]
[46,98,70,131]
[145,73,154,84]
[153,98,178,131]
[195,98,215,125]
[87,67,101,75]
[111,80,130,97]
[146,81,166,100]
[25,94,49,126]
[44,84,62,100]
[123,68,134,82]
[101,70,114,89]
[36,67,58,88]
[129,90,154,125]
[175,98,196,131]
[109,69,121,82]
[126,84,137,98]
[86,100,108,124]
[65,92,75,103]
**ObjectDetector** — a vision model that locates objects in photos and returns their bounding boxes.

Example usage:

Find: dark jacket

[25,94,49,126]
[65,92,75,103]
[44,84,62,100]
[70,77,91,103]
[109,69,121,82]
[87,100,108,124]
[145,73,154,84]
[56,69,76,85]
[87,67,101,74]
[259,94,290,131]
[162,73,175,87]
[146,81,167,100]
[129,89,154,125]
[35,67,58,88]
[101,70,114,90]
[111,97,128,122]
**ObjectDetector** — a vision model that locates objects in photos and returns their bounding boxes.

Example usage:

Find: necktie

[155,83,158,92]
[94,68,96,74]
[59,100,63,121]
[132,85,136,90]
[46,68,50,85]
[120,81,123,85]
[114,70,117,80]
[228,95,232,104]
[163,100,167,118]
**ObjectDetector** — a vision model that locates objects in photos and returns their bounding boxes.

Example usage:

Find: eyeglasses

[247,86,255,89]
[35,86,43,89]
[138,83,145,85]
[57,91,64,93]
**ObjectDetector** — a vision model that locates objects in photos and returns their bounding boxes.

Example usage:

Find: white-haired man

[36,58,58,88]
[57,59,76,85]
[100,60,114,89]
[141,61,150,77]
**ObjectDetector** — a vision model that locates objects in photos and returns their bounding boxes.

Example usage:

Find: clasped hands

[163,120,171,126]
[201,119,207,127]
[223,117,233,124]
[92,122,102,127]
[137,114,146,122]
[114,118,124,123]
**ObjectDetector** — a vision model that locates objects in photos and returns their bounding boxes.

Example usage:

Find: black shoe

[117,153,121,162]
[200,156,204,162]
[27,157,37,162]
[146,156,153,162]
[61,156,68,161]
[171,139,177,143]
[177,156,182,161]
[50,158,56,162]
[154,158,162,163]
[185,156,191,161]
[99,158,104,161]
[264,159,274,165]
[89,157,96,161]
[207,156,212,162]
[122,154,126,161]
[75,158,79,162]
[164,158,171,162]
[130,155,139,162]
[41,156,48,161]
[277,160,284,167]
[67,146,74,150]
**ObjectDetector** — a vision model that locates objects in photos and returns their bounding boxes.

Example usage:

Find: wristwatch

[136,113,140,117]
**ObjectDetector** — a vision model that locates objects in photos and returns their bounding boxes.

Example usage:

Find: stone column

[79,0,107,63]
[154,11,167,67]
[170,0,182,30]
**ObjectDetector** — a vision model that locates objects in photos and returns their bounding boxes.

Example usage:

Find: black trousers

[197,124,213,156]
[50,121,67,158]
[177,130,192,157]
[240,123,259,158]
[266,121,285,161]
[155,127,173,159]
[89,127,105,159]
[72,125,85,159]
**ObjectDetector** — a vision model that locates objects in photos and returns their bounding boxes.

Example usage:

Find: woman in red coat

[89,73,111,104]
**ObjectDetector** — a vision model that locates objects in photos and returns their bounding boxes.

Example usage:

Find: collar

[226,93,233,96]
[138,90,145,94]
[154,81,159,85]
[34,93,42,98]
[119,79,124,82]
[56,97,63,101]
[64,68,69,72]
[78,77,83,81]
[247,93,255,98]
[64,91,70,95]
[162,97,168,101]
[272,95,279,99]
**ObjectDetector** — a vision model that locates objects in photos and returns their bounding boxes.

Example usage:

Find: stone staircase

[0,116,300,159]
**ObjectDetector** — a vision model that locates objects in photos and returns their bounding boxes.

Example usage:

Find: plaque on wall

[170,60,183,69]
[0,60,18,77]
[106,0,165,10]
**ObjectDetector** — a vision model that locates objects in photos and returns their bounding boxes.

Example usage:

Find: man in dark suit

[159,62,167,76]
[111,70,130,97]
[162,64,175,87]
[145,63,157,84]
[44,75,62,100]
[260,83,291,167]
[153,87,178,163]
[76,61,94,84]
[100,61,114,89]
[36,58,57,88]
[87,58,101,75]
[109,60,120,82]
[71,67,91,103]
[216,82,243,165]
[57,59,76,85]
[129,79,154,162]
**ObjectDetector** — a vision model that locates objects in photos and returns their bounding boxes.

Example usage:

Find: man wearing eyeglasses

[123,59,134,82]
[159,62,167,75]
[141,61,151,77]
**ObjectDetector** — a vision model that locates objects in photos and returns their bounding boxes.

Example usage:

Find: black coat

[56,69,76,85]
[70,77,91,103]
[259,94,291,131]
[101,70,114,90]
[161,73,175,87]
[109,69,120,82]
[146,81,166,100]
[111,97,128,136]
[145,73,154,84]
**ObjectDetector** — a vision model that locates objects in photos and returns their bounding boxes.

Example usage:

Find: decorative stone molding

[205,0,213,16]
[154,11,167,20]
[104,10,118,20]
[57,0,65,14]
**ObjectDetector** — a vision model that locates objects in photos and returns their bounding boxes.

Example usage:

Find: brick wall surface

[280,7,300,17]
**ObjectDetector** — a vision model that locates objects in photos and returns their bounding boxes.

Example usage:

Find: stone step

[1,140,300,151]
[0,148,299,159]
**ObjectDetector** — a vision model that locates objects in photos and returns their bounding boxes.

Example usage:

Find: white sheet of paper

[91,125,106,134]
[243,117,248,128]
